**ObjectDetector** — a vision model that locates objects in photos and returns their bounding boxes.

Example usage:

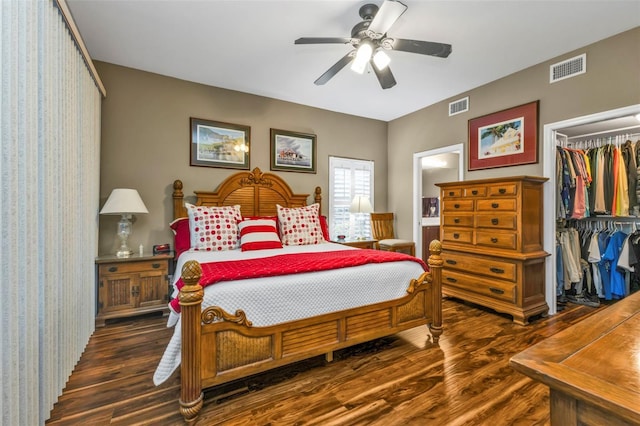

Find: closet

[553,111,640,311]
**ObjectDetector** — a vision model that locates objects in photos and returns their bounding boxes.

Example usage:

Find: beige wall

[96,62,388,255]
[97,27,639,253]
[389,27,640,239]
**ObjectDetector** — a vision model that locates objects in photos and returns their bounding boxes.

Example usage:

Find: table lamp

[100,188,149,258]
[349,195,373,240]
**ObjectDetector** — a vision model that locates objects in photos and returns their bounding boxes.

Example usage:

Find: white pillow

[185,203,242,251]
[276,203,325,246]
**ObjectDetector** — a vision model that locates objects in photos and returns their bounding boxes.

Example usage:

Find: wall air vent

[449,97,469,116]
[550,53,586,83]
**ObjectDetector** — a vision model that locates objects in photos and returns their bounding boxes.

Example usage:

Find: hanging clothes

[622,140,638,214]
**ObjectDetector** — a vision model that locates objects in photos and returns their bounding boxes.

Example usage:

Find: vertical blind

[0,1,102,424]
[329,156,374,239]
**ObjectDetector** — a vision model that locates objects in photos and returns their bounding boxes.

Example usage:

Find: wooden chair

[369,212,416,256]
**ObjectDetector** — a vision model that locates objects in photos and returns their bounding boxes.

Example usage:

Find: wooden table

[510,291,640,425]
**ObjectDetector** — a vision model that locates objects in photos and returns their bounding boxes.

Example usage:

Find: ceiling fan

[295,0,452,89]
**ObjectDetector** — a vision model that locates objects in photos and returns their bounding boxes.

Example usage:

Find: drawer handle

[152,263,161,269]
[491,203,499,209]
[499,188,506,194]
[491,218,499,225]
[454,203,460,209]
[446,277,457,283]
[490,267,505,274]
[454,218,460,224]
[453,233,460,239]
[471,190,478,195]
[108,266,118,272]
[446,259,457,265]
[490,287,504,295]
[491,237,498,243]
[448,191,455,196]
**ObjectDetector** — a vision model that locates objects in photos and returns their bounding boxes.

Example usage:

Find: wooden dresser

[437,176,549,325]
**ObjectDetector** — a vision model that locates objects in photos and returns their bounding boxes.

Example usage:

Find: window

[329,156,374,240]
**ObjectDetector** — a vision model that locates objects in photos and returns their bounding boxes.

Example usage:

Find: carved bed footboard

[177,240,443,424]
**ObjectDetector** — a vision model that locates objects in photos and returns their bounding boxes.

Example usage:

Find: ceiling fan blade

[371,63,397,89]
[314,51,355,85]
[392,38,452,58]
[367,0,407,39]
[295,37,351,45]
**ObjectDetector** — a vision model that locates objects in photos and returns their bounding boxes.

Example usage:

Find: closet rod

[575,216,640,222]
[566,124,640,140]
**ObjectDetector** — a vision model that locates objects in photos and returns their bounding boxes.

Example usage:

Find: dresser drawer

[476,198,517,211]
[442,199,474,212]
[464,186,487,197]
[487,183,518,196]
[475,214,517,230]
[442,188,463,198]
[442,251,517,282]
[99,260,168,276]
[443,214,474,227]
[442,228,473,244]
[442,270,516,303]
[476,231,517,250]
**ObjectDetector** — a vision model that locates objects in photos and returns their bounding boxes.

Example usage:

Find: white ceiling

[66,0,640,122]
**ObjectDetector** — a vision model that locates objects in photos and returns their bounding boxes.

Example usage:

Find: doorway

[413,144,464,260]
[542,104,640,315]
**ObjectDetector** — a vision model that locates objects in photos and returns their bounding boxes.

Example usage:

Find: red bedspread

[169,249,426,313]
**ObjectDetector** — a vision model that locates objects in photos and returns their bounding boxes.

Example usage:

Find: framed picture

[270,128,317,173]
[422,197,439,217]
[190,117,250,169]
[468,100,539,171]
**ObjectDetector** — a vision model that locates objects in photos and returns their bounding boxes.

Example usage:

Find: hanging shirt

[601,230,628,299]
[588,232,604,298]
[614,147,629,216]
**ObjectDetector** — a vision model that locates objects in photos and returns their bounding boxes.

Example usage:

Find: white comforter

[153,242,425,385]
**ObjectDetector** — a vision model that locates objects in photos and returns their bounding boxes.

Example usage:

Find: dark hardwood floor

[46,298,605,425]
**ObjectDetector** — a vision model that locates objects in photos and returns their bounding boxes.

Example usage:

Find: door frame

[542,104,640,315]
[413,144,464,259]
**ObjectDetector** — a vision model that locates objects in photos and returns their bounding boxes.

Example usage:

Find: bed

[156,167,443,423]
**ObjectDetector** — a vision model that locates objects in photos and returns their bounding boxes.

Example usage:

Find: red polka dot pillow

[276,203,325,246]
[185,203,242,251]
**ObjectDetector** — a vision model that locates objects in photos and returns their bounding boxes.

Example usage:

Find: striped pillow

[238,218,283,251]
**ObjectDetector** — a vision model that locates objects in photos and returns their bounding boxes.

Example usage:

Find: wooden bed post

[179,261,204,424]
[427,240,443,343]
[173,179,186,220]
[314,186,322,213]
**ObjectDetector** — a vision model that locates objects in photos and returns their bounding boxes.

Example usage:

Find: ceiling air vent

[449,97,469,116]
[550,53,586,83]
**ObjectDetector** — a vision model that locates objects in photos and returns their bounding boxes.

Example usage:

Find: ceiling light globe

[373,50,390,70]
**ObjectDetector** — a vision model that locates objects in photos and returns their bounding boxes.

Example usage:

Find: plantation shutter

[328,157,374,239]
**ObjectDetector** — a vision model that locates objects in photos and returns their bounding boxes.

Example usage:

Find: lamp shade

[100,188,149,215]
[349,195,373,214]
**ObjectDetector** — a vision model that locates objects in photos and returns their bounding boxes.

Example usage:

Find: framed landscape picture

[190,117,250,169]
[468,101,539,171]
[270,128,316,173]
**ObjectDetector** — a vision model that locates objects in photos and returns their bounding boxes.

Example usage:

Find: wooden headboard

[173,167,322,220]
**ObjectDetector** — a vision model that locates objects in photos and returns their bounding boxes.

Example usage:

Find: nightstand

[95,253,172,326]
[332,239,378,249]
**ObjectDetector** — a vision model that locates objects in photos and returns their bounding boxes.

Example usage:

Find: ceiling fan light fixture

[295,0,451,88]
[351,42,373,74]
[373,49,390,70]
